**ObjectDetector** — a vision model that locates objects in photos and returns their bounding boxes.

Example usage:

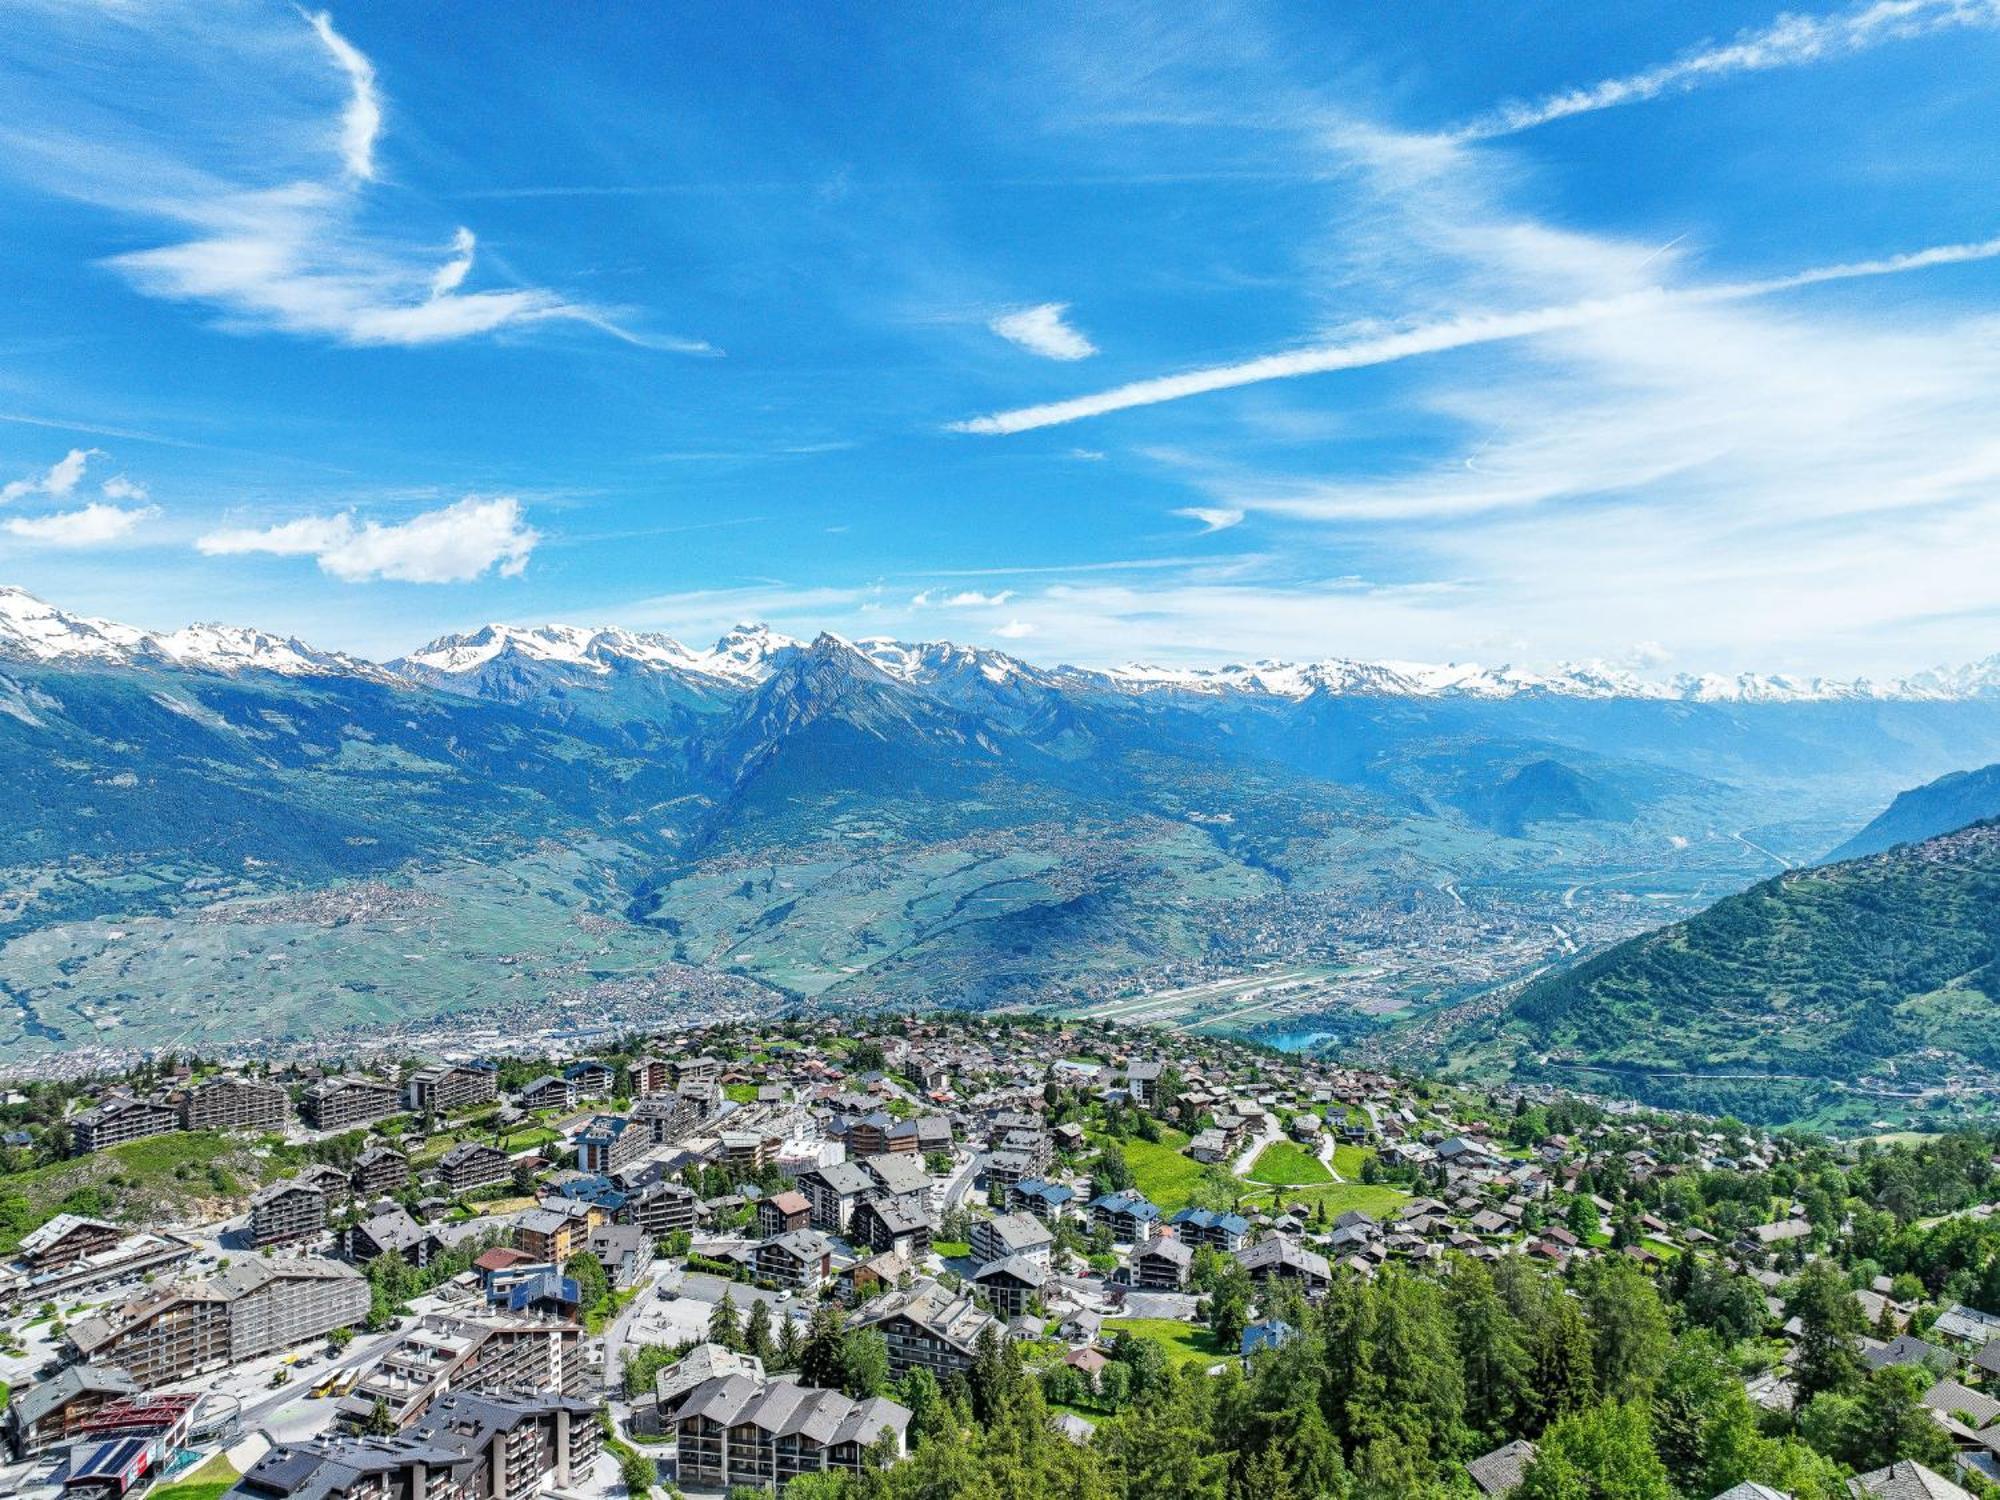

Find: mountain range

[14,584,2000,705]
[8,582,2000,1077]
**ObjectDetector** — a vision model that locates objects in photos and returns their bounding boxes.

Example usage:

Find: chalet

[756,1230,831,1290]
[1467,1439,1538,1498]
[1087,1189,1160,1242]
[1241,1318,1295,1357]
[850,1279,1001,1380]
[974,1256,1046,1320]
[1131,1232,1193,1291]
[1237,1235,1331,1295]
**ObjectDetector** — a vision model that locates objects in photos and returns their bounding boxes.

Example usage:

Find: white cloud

[429,226,476,300]
[4,502,158,546]
[910,589,1014,608]
[989,302,1098,361]
[197,495,540,582]
[1456,0,2000,140]
[302,9,382,181]
[994,620,1036,639]
[1174,506,1244,533]
[1,448,99,503]
[100,474,150,501]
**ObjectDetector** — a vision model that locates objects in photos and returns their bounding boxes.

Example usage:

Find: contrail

[950,234,2000,435]
[1454,0,2000,141]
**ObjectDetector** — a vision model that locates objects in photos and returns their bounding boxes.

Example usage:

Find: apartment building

[437,1143,510,1194]
[334,1310,585,1431]
[848,1280,1000,1381]
[301,1076,400,1132]
[352,1145,410,1197]
[238,1389,600,1500]
[404,1063,499,1118]
[248,1179,328,1248]
[71,1097,180,1155]
[664,1372,908,1491]
[573,1115,645,1175]
[66,1258,368,1388]
[180,1076,289,1132]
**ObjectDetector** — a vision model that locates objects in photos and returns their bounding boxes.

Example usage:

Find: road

[945,1151,986,1211]
[1231,1113,1283,1177]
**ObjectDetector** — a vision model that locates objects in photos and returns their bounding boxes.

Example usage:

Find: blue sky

[1,0,1997,674]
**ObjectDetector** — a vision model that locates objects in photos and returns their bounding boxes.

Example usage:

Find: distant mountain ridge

[9,583,2000,705]
[1828,762,2000,861]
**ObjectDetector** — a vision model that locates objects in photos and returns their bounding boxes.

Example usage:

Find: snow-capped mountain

[7,581,2000,704]
[392,619,802,687]
[0,585,390,680]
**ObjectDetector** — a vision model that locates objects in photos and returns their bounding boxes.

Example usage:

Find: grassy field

[1105,1317,1231,1369]
[1330,1143,1373,1178]
[1099,1128,1207,1214]
[1240,1179,1411,1220]
[1245,1141,1332,1186]
[931,1240,971,1260]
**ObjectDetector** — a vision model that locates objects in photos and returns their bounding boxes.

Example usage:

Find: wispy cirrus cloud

[301,7,382,180]
[2,7,709,352]
[1173,506,1243,533]
[1454,0,2000,141]
[196,495,540,582]
[989,302,1098,360]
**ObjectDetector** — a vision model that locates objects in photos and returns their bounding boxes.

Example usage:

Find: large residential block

[301,1075,400,1132]
[248,1179,328,1248]
[405,1062,499,1118]
[179,1076,289,1132]
[71,1097,180,1155]
[66,1258,368,1388]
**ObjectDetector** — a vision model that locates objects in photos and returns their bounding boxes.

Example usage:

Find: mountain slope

[1460,820,2000,1125]
[12,581,2000,1068]
[1829,762,2000,861]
